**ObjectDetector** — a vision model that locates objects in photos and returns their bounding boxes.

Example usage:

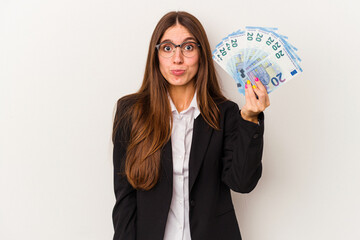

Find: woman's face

[158,24,200,89]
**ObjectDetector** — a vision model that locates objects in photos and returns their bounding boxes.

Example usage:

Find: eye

[161,44,173,52]
[183,43,195,51]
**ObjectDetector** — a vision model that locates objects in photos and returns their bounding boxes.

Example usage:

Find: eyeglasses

[155,41,201,58]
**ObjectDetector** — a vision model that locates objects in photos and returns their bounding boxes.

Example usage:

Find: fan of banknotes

[212,26,303,95]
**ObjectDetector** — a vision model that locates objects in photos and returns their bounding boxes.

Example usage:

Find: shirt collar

[168,92,200,119]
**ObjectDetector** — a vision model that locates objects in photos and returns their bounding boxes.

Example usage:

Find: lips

[171,70,185,76]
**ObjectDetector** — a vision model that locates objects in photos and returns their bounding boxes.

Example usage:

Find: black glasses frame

[155,41,201,57]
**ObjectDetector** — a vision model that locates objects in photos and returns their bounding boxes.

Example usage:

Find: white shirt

[163,92,200,240]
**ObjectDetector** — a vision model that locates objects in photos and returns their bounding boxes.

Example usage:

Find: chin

[170,79,192,87]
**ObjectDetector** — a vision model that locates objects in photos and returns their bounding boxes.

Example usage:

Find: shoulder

[216,99,240,115]
[115,93,139,116]
[216,99,265,129]
[113,93,139,143]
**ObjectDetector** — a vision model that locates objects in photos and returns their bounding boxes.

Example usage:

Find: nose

[172,47,183,64]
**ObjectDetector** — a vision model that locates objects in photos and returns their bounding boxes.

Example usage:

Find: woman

[112,11,270,240]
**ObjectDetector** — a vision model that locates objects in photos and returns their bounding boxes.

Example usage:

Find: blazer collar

[188,114,214,192]
[162,139,173,188]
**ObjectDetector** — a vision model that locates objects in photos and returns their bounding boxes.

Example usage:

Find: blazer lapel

[161,139,173,187]
[189,115,214,193]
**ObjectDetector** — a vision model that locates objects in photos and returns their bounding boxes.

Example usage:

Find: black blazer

[112,98,264,240]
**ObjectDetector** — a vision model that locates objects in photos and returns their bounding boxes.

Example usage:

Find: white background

[1,0,360,239]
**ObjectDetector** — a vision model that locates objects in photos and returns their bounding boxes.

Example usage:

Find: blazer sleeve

[112,105,137,240]
[221,102,265,193]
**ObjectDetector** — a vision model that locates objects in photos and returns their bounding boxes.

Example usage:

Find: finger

[252,85,266,105]
[264,89,270,107]
[246,80,258,103]
[254,77,267,93]
[254,77,270,106]
[251,81,265,98]
[266,96,270,107]
[244,80,253,105]
[252,82,271,111]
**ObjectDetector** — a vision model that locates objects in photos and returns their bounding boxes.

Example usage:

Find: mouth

[171,70,185,76]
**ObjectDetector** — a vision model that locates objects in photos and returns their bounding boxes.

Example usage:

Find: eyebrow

[160,37,197,44]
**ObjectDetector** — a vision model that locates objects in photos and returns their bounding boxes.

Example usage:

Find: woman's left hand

[241,77,270,124]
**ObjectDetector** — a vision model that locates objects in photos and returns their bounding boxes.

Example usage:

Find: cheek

[190,56,200,73]
[159,58,168,76]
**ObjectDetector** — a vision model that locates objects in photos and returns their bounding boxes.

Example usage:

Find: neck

[168,83,196,113]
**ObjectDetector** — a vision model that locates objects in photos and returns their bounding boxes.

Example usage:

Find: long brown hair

[113,11,226,190]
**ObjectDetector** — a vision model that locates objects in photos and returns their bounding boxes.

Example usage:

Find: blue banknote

[213,26,303,95]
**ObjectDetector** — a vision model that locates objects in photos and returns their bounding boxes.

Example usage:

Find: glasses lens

[158,42,174,58]
[181,42,198,57]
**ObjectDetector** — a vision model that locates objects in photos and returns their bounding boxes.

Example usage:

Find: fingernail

[252,85,257,89]
[255,77,259,82]
[245,84,248,89]
[247,80,251,85]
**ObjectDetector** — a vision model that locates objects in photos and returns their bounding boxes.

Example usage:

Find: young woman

[112,11,270,240]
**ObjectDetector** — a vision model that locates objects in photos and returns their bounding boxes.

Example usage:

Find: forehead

[160,24,196,43]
